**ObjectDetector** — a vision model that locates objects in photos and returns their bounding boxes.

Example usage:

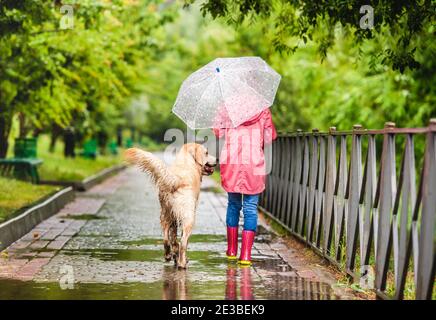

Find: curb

[40,164,126,191]
[0,187,75,251]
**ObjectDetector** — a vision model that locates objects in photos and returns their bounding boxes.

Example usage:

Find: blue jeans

[226,193,260,232]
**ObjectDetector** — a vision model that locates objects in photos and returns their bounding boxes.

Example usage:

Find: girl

[213,108,277,265]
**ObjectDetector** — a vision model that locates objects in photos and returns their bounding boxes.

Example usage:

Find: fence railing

[259,120,436,300]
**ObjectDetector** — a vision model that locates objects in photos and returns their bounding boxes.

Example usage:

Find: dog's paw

[177,258,189,269]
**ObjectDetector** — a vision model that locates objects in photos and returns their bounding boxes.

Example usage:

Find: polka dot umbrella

[172,56,281,129]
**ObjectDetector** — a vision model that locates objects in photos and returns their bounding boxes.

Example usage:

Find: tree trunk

[130,128,135,142]
[32,128,42,138]
[18,112,28,138]
[63,127,75,158]
[49,125,62,153]
[0,115,12,158]
[117,127,122,146]
[97,131,108,155]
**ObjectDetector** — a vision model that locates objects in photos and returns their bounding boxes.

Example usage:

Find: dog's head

[182,143,216,176]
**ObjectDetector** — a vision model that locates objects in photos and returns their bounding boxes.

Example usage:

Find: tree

[0,0,175,157]
[186,0,435,72]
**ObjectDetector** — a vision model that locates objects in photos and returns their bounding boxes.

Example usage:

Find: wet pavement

[0,164,353,300]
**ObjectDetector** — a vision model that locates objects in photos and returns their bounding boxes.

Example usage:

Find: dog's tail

[124,148,180,192]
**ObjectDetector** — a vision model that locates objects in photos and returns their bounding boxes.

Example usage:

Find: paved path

[0,165,355,300]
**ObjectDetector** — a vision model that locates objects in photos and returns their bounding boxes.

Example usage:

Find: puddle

[4,247,58,260]
[262,275,336,300]
[60,214,107,221]
[254,234,273,243]
[62,248,164,262]
[252,256,292,272]
[0,278,230,300]
[60,248,226,267]
[0,247,336,300]
[120,234,226,247]
[76,233,112,238]
[0,263,335,300]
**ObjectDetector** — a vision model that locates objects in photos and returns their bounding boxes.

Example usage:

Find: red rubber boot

[238,230,255,265]
[226,226,238,259]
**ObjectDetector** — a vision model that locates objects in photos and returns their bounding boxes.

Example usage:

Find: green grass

[36,135,121,182]
[0,177,60,224]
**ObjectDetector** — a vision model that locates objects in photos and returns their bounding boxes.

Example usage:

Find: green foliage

[0,0,176,156]
[188,0,435,73]
[0,0,434,155]
[124,2,436,134]
[175,2,435,131]
[140,4,243,139]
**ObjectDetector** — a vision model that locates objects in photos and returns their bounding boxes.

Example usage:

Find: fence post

[360,132,377,272]
[315,130,326,247]
[375,121,397,293]
[392,131,416,299]
[279,137,292,225]
[284,136,296,227]
[416,119,436,299]
[290,129,303,231]
[346,124,363,274]
[307,128,319,243]
[323,127,337,254]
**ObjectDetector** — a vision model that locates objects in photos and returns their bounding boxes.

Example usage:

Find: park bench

[80,139,97,159]
[0,158,43,184]
[109,141,118,155]
[0,137,43,184]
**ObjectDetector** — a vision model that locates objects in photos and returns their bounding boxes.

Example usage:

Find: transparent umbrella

[172,56,281,129]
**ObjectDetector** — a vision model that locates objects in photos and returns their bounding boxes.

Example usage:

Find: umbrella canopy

[172,56,281,129]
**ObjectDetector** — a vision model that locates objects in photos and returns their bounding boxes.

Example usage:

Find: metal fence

[259,120,436,300]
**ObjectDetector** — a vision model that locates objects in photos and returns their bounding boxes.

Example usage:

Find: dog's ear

[190,144,207,165]
[186,145,198,161]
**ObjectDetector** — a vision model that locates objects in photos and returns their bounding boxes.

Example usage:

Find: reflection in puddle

[0,237,337,300]
[0,263,335,300]
[263,275,335,300]
[62,248,164,262]
[252,256,291,272]
[120,234,226,247]
[225,265,255,300]
[162,266,188,300]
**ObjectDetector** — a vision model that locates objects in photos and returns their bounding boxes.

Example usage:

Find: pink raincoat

[213,109,277,195]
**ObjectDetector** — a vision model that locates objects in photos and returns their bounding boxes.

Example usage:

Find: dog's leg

[161,213,172,262]
[177,219,193,269]
[169,222,179,263]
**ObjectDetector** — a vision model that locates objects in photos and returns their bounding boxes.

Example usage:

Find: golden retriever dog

[124,143,216,269]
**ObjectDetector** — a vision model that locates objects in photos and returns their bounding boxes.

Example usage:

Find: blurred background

[0,0,434,196]
[1,0,434,157]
